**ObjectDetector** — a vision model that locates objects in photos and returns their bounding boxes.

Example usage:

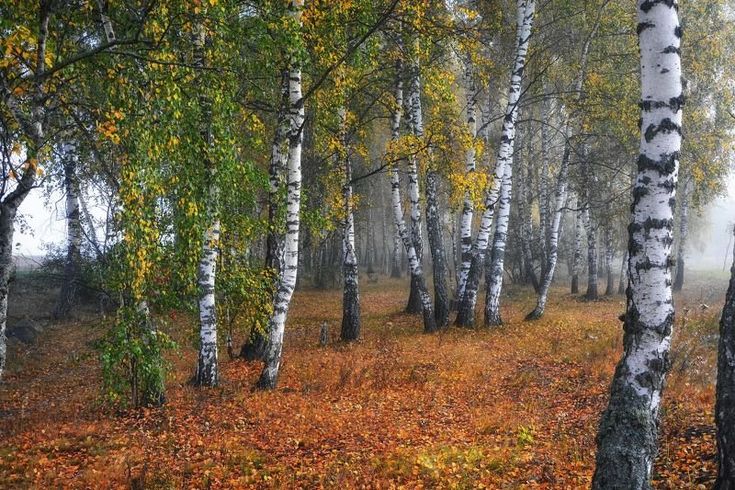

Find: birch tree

[388,44,436,333]
[339,107,361,341]
[257,0,306,390]
[673,174,692,292]
[716,225,735,489]
[484,160,513,326]
[455,62,478,304]
[455,0,535,328]
[192,22,220,387]
[593,0,683,485]
[53,144,83,320]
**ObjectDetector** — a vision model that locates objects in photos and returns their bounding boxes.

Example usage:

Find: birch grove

[4,0,735,484]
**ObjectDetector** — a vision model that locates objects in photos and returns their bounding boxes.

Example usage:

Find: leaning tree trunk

[485,163,514,327]
[241,72,289,361]
[571,200,584,294]
[388,47,436,333]
[339,108,361,342]
[526,128,570,320]
[53,146,83,320]
[257,0,305,390]
[604,226,614,296]
[192,23,220,387]
[455,0,536,328]
[455,60,478,305]
[673,175,692,292]
[592,1,682,486]
[716,225,735,489]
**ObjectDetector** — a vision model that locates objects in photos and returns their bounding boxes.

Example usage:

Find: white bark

[593,0,682,485]
[456,61,478,302]
[54,143,83,320]
[388,46,436,332]
[455,0,535,327]
[340,107,361,341]
[257,0,305,389]
[485,160,514,326]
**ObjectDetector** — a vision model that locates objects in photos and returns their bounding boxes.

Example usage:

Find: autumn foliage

[0,276,723,488]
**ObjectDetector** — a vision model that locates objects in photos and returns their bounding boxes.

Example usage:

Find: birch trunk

[526,130,570,320]
[716,225,735,489]
[339,108,361,341]
[673,175,692,292]
[241,72,289,361]
[407,57,449,328]
[583,202,599,300]
[192,23,221,387]
[538,93,552,271]
[53,145,83,320]
[593,1,682,485]
[455,0,535,327]
[618,249,628,295]
[389,48,436,333]
[484,162,513,327]
[257,0,305,389]
[455,62,477,304]
[519,153,539,293]
[405,54,425,315]
[604,226,614,296]
[0,17,47,379]
[572,201,584,294]
[426,170,449,327]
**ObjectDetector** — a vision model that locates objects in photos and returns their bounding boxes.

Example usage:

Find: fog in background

[12,170,735,273]
[688,173,735,272]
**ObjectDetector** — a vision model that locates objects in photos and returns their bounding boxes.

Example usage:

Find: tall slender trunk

[484,162,514,327]
[257,0,305,390]
[455,61,477,304]
[391,224,402,278]
[538,92,552,272]
[340,108,361,341]
[405,53,425,315]
[519,152,539,293]
[604,226,614,296]
[426,171,449,327]
[53,145,83,320]
[716,225,735,489]
[192,24,220,387]
[0,205,17,379]
[673,176,692,292]
[241,72,289,361]
[526,127,570,320]
[584,202,599,300]
[406,57,449,328]
[455,0,536,327]
[593,1,682,486]
[389,45,436,333]
[0,8,48,380]
[618,249,628,295]
[572,200,584,294]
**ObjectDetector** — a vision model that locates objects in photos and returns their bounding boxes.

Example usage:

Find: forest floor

[0,270,729,489]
